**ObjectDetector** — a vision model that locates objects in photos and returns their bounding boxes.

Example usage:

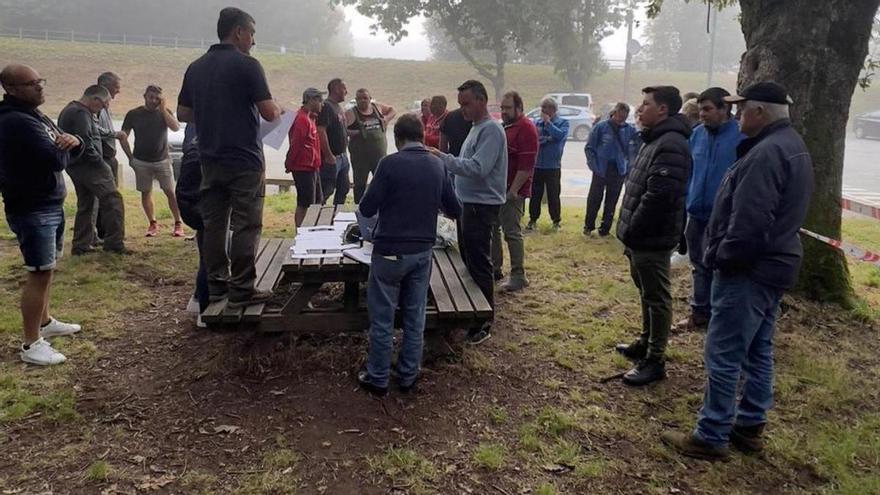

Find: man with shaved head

[0,64,84,365]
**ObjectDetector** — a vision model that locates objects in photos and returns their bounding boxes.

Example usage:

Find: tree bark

[737,0,879,304]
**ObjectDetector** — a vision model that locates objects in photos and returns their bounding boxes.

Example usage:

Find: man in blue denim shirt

[1,64,85,365]
[662,82,813,461]
[356,114,461,396]
[677,87,742,331]
[527,98,569,231]
[584,102,638,236]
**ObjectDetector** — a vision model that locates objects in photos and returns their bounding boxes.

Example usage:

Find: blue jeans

[694,272,784,446]
[6,205,65,272]
[364,249,433,388]
[685,216,712,318]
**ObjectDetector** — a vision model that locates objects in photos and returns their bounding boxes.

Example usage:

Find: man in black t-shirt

[439,107,472,157]
[122,85,184,237]
[177,7,282,309]
[316,78,351,204]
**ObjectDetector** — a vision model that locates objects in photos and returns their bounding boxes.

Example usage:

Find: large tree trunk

[737,0,879,304]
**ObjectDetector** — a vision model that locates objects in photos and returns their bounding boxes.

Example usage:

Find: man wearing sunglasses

[59,84,129,256]
[0,64,84,365]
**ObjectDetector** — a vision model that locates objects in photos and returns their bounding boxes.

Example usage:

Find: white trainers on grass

[20,338,67,366]
[186,296,200,314]
[39,318,81,338]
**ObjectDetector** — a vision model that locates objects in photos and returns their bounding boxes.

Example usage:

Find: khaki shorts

[131,157,174,193]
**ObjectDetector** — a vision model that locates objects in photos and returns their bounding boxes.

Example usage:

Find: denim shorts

[6,205,65,272]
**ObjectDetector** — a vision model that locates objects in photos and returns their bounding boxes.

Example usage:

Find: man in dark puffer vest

[615,85,692,386]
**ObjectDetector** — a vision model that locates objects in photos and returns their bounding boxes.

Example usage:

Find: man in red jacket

[286,88,325,227]
[492,90,538,292]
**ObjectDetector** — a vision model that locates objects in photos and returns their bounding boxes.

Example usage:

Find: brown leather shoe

[661,431,730,461]
[730,423,765,453]
[674,313,709,332]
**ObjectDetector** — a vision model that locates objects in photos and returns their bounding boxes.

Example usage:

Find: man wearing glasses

[0,64,85,365]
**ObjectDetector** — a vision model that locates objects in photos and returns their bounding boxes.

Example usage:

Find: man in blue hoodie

[1,64,84,365]
[584,102,638,236]
[679,87,742,331]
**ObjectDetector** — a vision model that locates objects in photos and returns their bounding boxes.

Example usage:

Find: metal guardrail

[0,26,307,54]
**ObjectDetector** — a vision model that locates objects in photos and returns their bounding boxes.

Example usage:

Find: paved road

[117,131,880,207]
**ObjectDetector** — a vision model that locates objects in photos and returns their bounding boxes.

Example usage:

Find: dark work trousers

[626,248,673,361]
[200,162,265,301]
[95,156,119,240]
[66,161,126,253]
[459,203,501,321]
[529,168,561,224]
[584,166,625,234]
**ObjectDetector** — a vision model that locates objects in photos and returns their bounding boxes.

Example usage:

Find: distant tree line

[0,0,354,55]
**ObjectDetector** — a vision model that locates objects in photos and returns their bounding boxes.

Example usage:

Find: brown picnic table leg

[343,281,360,312]
[281,283,323,318]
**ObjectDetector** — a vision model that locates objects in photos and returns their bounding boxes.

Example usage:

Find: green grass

[85,460,110,482]
[473,443,507,470]
[366,447,436,494]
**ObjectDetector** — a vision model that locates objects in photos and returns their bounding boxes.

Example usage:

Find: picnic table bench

[201,204,493,334]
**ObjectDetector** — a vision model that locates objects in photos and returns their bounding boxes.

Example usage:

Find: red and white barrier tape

[842,195,880,220]
[799,228,880,266]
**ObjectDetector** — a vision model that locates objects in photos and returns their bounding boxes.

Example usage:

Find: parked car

[542,92,594,113]
[168,124,186,180]
[853,110,880,139]
[526,105,593,141]
[487,103,502,122]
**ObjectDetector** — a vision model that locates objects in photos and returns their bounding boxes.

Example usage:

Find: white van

[542,92,594,113]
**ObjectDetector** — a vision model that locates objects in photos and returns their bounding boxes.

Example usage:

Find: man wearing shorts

[122,84,184,237]
[286,88,325,227]
[1,64,84,365]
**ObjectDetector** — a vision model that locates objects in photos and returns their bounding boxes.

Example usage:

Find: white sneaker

[186,296,200,314]
[196,314,207,328]
[21,338,67,365]
[40,318,81,338]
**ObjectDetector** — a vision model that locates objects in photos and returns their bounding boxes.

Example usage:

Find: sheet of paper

[290,253,345,260]
[259,111,295,150]
[333,212,357,223]
[343,243,373,265]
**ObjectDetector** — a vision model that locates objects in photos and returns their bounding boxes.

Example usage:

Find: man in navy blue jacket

[0,64,84,366]
[679,88,742,330]
[356,113,461,396]
[662,82,813,461]
[584,102,638,236]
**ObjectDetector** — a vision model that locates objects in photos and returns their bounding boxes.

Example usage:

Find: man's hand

[323,155,337,166]
[506,190,520,202]
[427,146,443,157]
[541,112,551,123]
[54,133,80,151]
[158,94,167,112]
[114,131,128,141]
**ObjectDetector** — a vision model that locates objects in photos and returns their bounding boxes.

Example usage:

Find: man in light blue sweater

[435,79,508,345]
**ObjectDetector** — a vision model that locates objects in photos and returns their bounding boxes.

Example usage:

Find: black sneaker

[582,227,593,236]
[525,221,536,232]
[228,289,274,309]
[467,324,492,345]
[615,340,647,361]
[597,229,610,237]
[71,247,97,256]
[622,358,666,386]
[357,370,388,397]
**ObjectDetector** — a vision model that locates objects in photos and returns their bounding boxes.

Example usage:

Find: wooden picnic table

[202,204,493,334]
